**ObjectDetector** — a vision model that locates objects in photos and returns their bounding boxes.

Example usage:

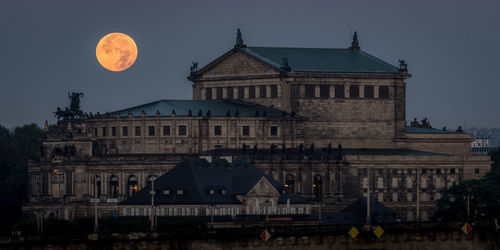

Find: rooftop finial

[398,59,408,72]
[190,62,198,76]
[349,31,360,51]
[235,28,246,48]
[281,57,291,72]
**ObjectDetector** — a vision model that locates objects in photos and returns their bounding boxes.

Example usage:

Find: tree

[0,124,43,235]
[433,149,500,222]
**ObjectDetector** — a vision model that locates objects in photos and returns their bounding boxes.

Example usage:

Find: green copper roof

[240,47,402,74]
[405,126,463,134]
[107,99,295,118]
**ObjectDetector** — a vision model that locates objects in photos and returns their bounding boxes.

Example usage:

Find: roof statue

[190,62,198,76]
[399,59,408,72]
[349,31,360,51]
[235,28,246,48]
[54,92,84,121]
[281,57,291,72]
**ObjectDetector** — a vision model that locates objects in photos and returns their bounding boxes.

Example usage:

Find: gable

[200,50,281,79]
[245,177,280,198]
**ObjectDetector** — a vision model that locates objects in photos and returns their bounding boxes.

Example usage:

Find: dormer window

[209,188,215,195]
[221,188,227,195]
[177,189,183,195]
[163,189,170,195]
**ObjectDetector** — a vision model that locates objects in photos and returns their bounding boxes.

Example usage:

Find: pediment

[246,177,280,198]
[195,50,281,79]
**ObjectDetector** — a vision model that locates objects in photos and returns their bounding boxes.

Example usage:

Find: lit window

[163,189,170,195]
[177,189,183,195]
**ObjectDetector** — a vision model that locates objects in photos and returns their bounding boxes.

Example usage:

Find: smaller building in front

[119,158,311,218]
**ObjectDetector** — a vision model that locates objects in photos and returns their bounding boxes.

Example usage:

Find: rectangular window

[135,126,141,136]
[148,126,155,136]
[205,87,212,100]
[270,126,278,136]
[364,85,374,98]
[163,125,170,136]
[122,126,128,136]
[349,85,359,98]
[216,87,223,99]
[379,86,389,99]
[260,85,267,98]
[238,87,245,99]
[320,85,330,99]
[111,127,116,136]
[214,125,222,136]
[450,169,456,174]
[436,169,441,174]
[227,87,233,99]
[474,168,480,174]
[271,85,278,98]
[242,126,250,136]
[94,127,98,137]
[249,86,255,98]
[102,127,107,137]
[305,85,315,98]
[178,125,187,136]
[334,85,344,98]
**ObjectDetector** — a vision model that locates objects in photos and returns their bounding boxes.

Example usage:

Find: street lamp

[150,176,157,232]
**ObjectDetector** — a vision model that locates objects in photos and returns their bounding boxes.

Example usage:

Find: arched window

[285,174,295,192]
[94,175,101,198]
[313,174,322,198]
[110,175,119,198]
[128,175,138,197]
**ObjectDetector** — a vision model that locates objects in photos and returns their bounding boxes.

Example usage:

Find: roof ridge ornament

[234,28,246,48]
[349,31,360,51]
[281,57,291,72]
[190,62,198,76]
[398,59,408,73]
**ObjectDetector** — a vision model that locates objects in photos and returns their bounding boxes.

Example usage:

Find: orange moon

[96,33,138,72]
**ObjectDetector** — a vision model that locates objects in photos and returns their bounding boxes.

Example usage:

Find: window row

[304,84,390,99]
[94,175,157,198]
[93,125,280,137]
[121,206,309,217]
[204,85,278,100]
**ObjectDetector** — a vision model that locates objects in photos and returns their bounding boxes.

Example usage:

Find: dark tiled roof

[120,158,308,205]
[240,47,402,75]
[106,99,296,118]
[406,126,463,134]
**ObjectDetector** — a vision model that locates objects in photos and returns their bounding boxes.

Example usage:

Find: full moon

[96,33,138,72]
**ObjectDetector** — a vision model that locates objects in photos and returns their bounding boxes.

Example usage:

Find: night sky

[1,0,499,129]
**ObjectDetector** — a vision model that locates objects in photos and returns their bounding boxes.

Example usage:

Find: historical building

[23,30,491,222]
[119,158,311,218]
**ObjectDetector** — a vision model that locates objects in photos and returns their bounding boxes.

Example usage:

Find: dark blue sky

[1,0,499,129]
